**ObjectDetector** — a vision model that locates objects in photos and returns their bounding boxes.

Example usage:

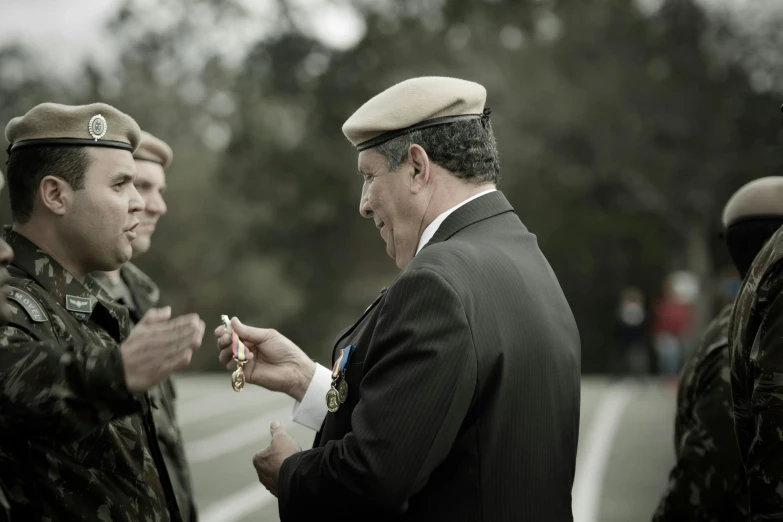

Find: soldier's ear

[408,144,431,194]
[38,176,73,217]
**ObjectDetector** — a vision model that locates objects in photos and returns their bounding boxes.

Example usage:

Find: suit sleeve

[277,268,478,521]
[747,290,783,520]
[0,317,140,441]
[653,347,744,521]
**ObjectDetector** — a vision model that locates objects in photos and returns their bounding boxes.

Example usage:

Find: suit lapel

[422,191,515,252]
[331,286,389,360]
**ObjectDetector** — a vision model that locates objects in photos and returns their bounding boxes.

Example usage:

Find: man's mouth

[125,221,140,239]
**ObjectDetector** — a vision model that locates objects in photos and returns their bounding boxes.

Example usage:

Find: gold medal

[326,386,340,412]
[231,362,246,392]
[222,314,248,392]
[338,378,348,403]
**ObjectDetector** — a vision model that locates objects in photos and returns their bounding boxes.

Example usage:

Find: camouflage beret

[134,131,173,170]
[722,176,783,227]
[5,102,141,153]
[342,76,488,152]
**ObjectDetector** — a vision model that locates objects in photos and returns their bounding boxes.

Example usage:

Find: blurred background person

[652,275,695,378]
[612,286,649,379]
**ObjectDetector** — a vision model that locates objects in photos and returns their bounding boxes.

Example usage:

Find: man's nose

[146,191,167,216]
[359,187,372,219]
[129,185,145,213]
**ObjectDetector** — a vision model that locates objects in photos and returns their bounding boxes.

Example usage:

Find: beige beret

[5,102,141,153]
[342,76,488,151]
[722,176,783,227]
[134,131,174,170]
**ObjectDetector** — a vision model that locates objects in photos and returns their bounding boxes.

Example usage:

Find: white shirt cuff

[291,363,331,431]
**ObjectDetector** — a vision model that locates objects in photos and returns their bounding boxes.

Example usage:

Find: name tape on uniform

[8,287,48,322]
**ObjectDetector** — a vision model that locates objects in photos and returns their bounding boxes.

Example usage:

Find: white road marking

[185,407,293,463]
[572,382,636,522]
[177,391,288,427]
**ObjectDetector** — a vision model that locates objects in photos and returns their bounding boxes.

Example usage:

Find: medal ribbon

[232,332,248,363]
[331,349,345,379]
[331,345,354,379]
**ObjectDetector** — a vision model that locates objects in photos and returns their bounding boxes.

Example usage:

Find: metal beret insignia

[88,114,108,141]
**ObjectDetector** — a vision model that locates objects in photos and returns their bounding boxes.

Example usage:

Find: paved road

[175,375,676,522]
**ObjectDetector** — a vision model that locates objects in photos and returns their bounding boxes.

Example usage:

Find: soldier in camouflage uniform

[0,103,205,521]
[653,305,743,521]
[0,169,15,522]
[727,176,783,520]
[654,177,783,521]
[93,131,198,522]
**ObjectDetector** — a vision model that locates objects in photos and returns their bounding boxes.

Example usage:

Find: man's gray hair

[375,118,500,184]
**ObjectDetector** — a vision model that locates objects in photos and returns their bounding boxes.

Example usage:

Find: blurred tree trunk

[685,218,713,348]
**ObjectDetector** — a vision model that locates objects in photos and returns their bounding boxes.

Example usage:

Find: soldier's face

[130,160,167,257]
[62,148,144,272]
[0,176,15,324]
[357,149,423,268]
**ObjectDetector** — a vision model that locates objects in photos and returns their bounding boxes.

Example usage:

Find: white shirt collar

[415,189,496,255]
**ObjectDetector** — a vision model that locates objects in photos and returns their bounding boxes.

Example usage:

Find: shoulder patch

[8,286,49,322]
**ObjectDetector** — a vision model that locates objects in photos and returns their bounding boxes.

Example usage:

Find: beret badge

[88,114,108,141]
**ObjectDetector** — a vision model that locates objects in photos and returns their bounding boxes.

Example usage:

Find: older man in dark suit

[217,76,581,521]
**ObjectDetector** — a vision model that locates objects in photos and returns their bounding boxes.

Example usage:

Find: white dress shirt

[290,188,497,430]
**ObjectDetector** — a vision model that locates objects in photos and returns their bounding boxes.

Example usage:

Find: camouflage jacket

[93,263,197,522]
[729,224,783,520]
[0,229,183,522]
[653,304,748,521]
[0,487,8,522]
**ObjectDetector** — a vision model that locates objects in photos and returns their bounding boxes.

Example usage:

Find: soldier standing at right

[653,176,783,521]
[729,174,783,520]
[0,102,205,521]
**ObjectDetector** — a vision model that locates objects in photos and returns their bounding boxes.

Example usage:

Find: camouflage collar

[2,227,130,332]
[91,270,134,308]
[121,261,159,310]
[121,262,158,295]
[91,262,159,321]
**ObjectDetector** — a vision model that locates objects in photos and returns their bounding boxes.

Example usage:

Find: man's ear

[38,176,73,216]
[408,144,431,194]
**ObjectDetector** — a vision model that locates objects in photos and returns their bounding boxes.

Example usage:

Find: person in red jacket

[652,278,694,376]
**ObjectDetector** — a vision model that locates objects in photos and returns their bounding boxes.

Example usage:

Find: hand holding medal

[221,314,248,392]
[215,317,317,402]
